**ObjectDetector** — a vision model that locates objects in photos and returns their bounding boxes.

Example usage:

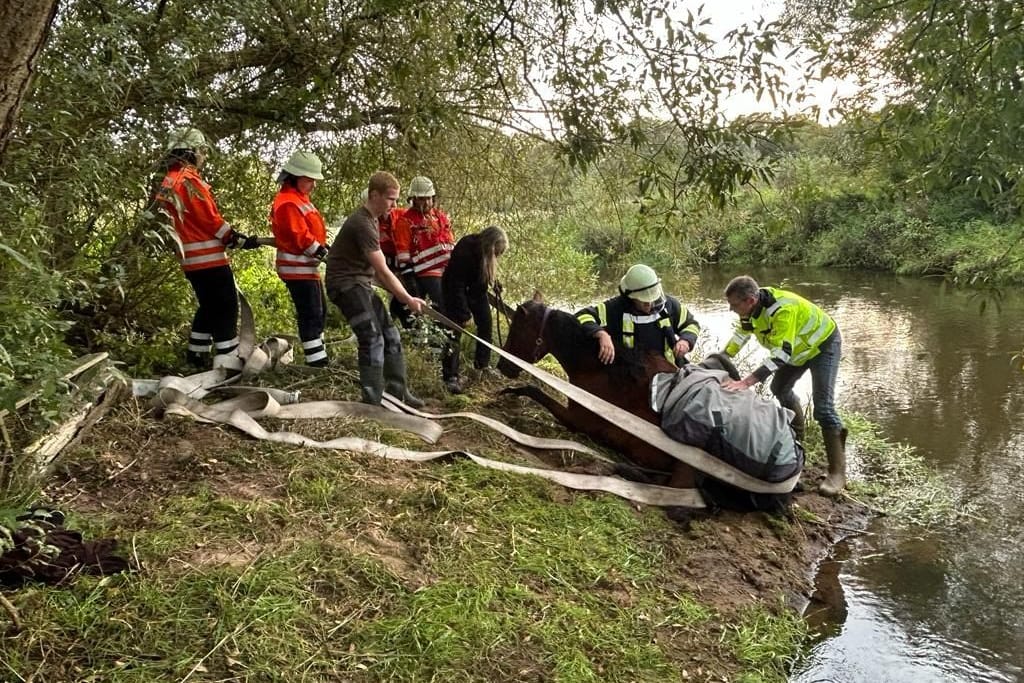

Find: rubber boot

[777,395,805,443]
[819,427,848,496]
[358,364,386,406]
[382,353,425,408]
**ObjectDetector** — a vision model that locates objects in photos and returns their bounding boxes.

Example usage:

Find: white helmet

[619,264,663,303]
[166,127,207,151]
[282,150,324,180]
[408,175,435,198]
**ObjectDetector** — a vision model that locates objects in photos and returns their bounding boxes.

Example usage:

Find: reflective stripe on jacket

[724,287,836,376]
[396,207,455,278]
[271,186,326,281]
[157,165,231,272]
[576,294,700,365]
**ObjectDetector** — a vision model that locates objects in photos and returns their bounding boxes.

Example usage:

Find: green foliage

[707,123,1024,286]
[784,0,1024,208]
[0,201,72,412]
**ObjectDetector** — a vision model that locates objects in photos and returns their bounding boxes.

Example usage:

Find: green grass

[1,349,827,682]
[842,414,983,528]
[727,601,810,683]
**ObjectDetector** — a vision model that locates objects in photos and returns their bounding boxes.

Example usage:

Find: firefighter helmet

[408,175,436,198]
[166,127,207,151]
[282,150,324,180]
[619,264,663,303]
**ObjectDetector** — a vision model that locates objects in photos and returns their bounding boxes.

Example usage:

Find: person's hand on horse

[721,376,755,392]
[595,330,616,364]
[673,338,691,357]
[405,297,428,315]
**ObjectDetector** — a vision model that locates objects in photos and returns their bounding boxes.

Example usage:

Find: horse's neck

[544,310,601,377]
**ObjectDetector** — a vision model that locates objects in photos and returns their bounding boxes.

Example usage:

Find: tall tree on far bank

[0,0,57,166]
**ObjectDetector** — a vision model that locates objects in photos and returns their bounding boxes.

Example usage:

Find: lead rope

[492,286,511,347]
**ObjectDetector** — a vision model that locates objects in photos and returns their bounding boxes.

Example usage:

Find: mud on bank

[1,358,866,682]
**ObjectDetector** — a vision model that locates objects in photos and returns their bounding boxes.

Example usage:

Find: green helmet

[282,150,325,180]
[408,175,435,198]
[166,127,207,151]
[619,264,663,303]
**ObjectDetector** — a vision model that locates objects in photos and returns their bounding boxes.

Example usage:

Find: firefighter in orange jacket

[393,175,454,308]
[270,151,329,367]
[153,127,260,368]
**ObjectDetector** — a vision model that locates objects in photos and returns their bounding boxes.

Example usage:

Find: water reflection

[676,266,1024,682]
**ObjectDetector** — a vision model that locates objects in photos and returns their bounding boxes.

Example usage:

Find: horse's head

[497,291,551,378]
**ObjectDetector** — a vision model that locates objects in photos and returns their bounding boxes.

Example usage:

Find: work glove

[241,234,261,250]
[314,245,329,262]
[227,231,258,249]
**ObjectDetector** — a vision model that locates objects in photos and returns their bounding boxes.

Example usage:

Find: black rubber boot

[382,353,425,408]
[777,395,806,444]
[358,364,385,405]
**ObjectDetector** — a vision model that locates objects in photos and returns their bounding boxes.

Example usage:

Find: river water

[676,266,1024,682]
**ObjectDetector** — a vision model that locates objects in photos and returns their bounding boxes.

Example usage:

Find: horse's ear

[532,290,544,303]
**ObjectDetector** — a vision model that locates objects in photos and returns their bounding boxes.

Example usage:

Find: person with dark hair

[576,264,700,367]
[270,150,329,367]
[325,172,427,406]
[153,127,261,368]
[721,274,847,495]
[393,175,455,309]
[440,225,508,394]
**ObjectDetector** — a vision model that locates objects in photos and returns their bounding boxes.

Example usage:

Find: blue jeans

[770,329,843,430]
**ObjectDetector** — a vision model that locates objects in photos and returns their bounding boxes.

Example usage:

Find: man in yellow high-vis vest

[721,275,847,495]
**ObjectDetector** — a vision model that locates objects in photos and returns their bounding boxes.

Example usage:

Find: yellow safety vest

[725,287,835,371]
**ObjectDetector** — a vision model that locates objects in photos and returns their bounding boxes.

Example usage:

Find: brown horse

[496,293,697,488]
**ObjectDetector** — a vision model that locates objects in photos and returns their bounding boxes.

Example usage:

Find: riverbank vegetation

[2,0,1022,679]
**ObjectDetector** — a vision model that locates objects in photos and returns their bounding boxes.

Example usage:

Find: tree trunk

[0,0,58,167]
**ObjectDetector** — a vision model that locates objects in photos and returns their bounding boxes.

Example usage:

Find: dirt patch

[185,540,263,568]
[333,526,429,588]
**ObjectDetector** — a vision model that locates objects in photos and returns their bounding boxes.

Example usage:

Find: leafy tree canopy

[783,0,1024,207]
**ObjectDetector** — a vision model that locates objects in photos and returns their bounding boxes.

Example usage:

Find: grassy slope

[1,349,865,683]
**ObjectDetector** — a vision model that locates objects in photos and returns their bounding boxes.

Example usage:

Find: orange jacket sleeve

[272,202,320,255]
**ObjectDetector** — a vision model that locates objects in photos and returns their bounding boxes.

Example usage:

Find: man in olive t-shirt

[326,171,427,406]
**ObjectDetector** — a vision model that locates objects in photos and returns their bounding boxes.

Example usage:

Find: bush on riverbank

[711,128,1024,287]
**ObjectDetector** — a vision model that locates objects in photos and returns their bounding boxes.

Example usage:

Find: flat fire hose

[148,378,705,508]
[424,307,800,496]
[135,294,705,508]
[380,393,611,462]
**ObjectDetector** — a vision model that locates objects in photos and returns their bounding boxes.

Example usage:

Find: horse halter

[531,305,552,362]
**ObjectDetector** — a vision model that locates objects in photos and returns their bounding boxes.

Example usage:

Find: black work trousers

[329,285,402,368]
[284,279,328,365]
[441,292,492,381]
[184,265,239,356]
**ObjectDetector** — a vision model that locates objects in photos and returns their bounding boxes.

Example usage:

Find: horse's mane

[538,302,656,383]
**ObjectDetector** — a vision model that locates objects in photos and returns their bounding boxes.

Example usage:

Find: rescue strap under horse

[424,307,801,496]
